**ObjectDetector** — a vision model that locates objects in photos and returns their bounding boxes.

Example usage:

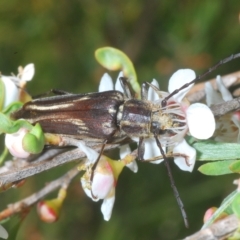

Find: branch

[184,215,240,240]
[187,70,240,103]
[0,143,120,185]
[0,167,80,221]
[210,96,240,117]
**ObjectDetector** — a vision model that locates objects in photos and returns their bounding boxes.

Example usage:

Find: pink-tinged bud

[5,128,30,158]
[37,200,60,223]
[37,189,66,223]
[203,207,217,223]
[203,207,228,223]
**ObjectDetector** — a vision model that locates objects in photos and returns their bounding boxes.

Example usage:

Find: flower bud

[5,128,31,158]
[37,188,66,223]
[203,207,228,223]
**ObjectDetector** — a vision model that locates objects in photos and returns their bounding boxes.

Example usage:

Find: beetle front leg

[119,77,134,98]
[138,137,146,161]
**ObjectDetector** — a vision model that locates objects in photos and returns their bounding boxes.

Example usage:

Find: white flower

[1,63,34,108]
[167,69,215,140]
[81,153,126,221]
[5,128,31,158]
[205,75,240,142]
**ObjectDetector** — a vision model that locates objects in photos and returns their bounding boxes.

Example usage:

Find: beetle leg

[119,77,134,98]
[143,152,189,164]
[51,89,73,95]
[137,137,146,161]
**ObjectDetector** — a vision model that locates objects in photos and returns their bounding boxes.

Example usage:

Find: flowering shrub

[0,47,240,238]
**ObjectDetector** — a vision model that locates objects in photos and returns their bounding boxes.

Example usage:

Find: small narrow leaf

[193,140,240,161]
[0,113,33,134]
[0,78,5,111]
[95,47,140,97]
[202,190,237,229]
[231,192,240,218]
[229,160,240,173]
[2,102,23,116]
[198,160,236,175]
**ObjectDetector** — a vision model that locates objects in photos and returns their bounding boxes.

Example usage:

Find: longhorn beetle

[12,53,240,227]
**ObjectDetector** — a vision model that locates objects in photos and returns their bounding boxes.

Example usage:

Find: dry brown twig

[0,167,80,221]
[184,215,240,240]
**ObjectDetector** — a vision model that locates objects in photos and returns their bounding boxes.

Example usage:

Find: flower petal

[81,177,99,201]
[0,225,8,239]
[115,72,124,92]
[119,144,138,172]
[168,69,196,102]
[144,138,164,164]
[1,76,19,107]
[148,79,160,101]
[91,170,114,199]
[216,75,233,101]
[98,73,114,92]
[101,195,115,221]
[173,139,196,172]
[205,82,223,106]
[186,103,215,139]
[119,144,131,159]
[76,141,99,164]
[21,63,35,81]
[5,128,31,158]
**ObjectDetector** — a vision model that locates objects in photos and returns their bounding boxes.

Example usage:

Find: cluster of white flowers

[2,64,35,159]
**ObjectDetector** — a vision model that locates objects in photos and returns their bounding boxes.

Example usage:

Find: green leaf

[193,140,240,161]
[232,192,240,218]
[0,78,5,111]
[202,190,237,229]
[95,47,140,97]
[0,147,8,165]
[2,101,23,116]
[198,160,236,175]
[229,160,240,173]
[0,113,32,134]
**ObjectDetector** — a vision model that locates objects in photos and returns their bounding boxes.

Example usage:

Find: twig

[187,70,240,103]
[0,143,120,185]
[210,96,240,117]
[0,167,80,221]
[184,214,240,240]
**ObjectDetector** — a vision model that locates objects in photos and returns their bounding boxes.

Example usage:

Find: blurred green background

[1,0,240,239]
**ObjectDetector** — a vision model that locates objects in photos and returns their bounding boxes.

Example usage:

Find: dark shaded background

[1,1,240,239]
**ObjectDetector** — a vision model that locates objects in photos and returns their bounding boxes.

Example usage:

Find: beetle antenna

[154,134,189,228]
[162,53,240,108]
